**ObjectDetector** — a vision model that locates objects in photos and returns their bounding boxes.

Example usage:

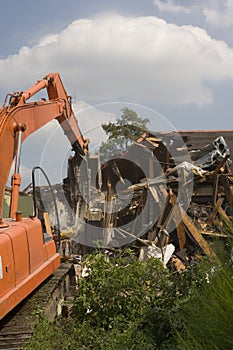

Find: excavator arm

[0,73,90,319]
[0,72,89,221]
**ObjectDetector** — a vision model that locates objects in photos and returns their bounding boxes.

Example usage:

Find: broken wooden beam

[170,192,186,250]
[179,206,218,261]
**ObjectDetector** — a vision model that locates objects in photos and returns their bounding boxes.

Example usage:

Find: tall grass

[174,260,233,350]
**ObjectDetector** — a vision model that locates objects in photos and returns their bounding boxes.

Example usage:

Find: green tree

[99,107,149,162]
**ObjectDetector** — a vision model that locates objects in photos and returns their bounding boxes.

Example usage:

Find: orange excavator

[0,73,89,319]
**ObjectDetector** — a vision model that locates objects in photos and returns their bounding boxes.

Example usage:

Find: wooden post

[103,181,112,247]
[206,197,223,225]
[170,192,186,250]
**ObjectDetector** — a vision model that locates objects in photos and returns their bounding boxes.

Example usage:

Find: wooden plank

[103,181,112,247]
[176,221,186,250]
[170,193,186,250]
[217,206,233,232]
[43,212,53,237]
[201,231,227,238]
[206,197,224,225]
[179,206,218,261]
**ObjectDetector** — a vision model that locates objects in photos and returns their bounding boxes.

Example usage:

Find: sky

[0,0,233,186]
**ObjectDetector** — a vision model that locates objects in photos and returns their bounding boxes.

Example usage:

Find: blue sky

[1,0,233,185]
[0,0,157,58]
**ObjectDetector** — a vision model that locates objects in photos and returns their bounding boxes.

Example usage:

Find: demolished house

[101,130,232,265]
[38,130,233,269]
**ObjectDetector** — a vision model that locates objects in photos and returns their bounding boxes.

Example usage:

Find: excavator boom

[0,73,89,221]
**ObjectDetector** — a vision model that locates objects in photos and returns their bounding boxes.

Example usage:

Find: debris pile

[98,130,233,269]
[36,130,233,269]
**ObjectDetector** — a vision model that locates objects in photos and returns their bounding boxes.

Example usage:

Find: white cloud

[1,14,233,108]
[154,0,190,14]
[204,0,233,27]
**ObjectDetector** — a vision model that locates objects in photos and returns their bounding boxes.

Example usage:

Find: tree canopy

[99,107,149,162]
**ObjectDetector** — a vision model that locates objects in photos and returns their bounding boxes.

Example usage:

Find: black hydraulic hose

[32,166,61,251]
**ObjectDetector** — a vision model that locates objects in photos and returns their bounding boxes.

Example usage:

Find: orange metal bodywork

[0,217,60,319]
[0,73,88,319]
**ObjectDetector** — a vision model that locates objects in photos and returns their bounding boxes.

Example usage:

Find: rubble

[36,130,233,270]
[94,130,233,268]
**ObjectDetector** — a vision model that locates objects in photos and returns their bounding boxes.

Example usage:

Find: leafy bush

[25,250,178,349]
[24,249,232,350]
[73,251,169,328]
[70,250,174,348]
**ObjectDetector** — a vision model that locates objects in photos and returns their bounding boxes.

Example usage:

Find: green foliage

[25,250,177,349]
[97,139,122,163]
[99,108,149,161]
[73,250,169,329]
[24,250,233,350]
[174,262,233,350]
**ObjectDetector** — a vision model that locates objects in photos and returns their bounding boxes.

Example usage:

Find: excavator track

[0,263,76,350]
